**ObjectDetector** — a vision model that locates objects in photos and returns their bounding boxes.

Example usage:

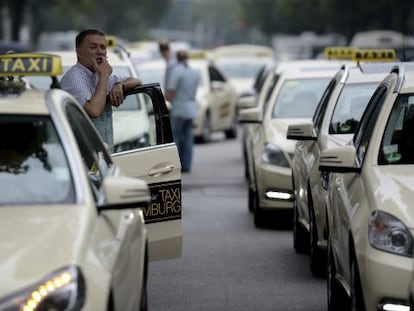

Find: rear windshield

[0,116,75,204]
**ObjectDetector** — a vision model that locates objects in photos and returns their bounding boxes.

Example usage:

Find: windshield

[272,78,330,118]
[329,82,378,134]
[0,116,75,204]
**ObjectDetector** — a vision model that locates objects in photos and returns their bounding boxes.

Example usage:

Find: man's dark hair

[158,40,170,52]
[76,29,105,48]
[176,50,188,63]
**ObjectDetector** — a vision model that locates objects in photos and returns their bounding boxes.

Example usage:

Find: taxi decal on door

[144,180,181,224]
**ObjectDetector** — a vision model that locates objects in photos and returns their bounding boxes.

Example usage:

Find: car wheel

[327,239,348,311]
[309,197,326,277]
[350,254,365,311]
[293,194,308,254]
[200,113,212,143]
[254,206,265,227]
[248,185,257,213]
[224,114,238,139]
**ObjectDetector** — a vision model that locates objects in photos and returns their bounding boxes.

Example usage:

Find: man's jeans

[171,117,194,172]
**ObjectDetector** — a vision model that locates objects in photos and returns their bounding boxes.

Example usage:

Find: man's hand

[93,57,112,78]
[109,82,124,107]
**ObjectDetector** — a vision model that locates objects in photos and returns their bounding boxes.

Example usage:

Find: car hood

[0,205,91,296]
[266,118,310,154]
[368,165,414,229]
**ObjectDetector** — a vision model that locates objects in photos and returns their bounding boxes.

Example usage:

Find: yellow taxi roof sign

[106,36,117,48]
[324,47,358,59]
[352,48,396,62]
[0,53,63,77]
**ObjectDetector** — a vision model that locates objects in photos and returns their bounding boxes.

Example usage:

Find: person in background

[165,50,200,173]
[61,29,141,150]
[158,39,176,89]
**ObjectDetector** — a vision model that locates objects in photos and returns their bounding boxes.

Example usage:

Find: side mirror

[99,176,150,211]
[238,107,262,123]
[237,95,256,110]
[211,80,224,92]
[319,145,360,173]
[287,121,316,140]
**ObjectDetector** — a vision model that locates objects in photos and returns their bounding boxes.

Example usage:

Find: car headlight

[0,266,85,311]
[368,210,413,257]
[261,142,289,167]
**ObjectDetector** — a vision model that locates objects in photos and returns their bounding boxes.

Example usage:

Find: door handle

[148,162,175,177]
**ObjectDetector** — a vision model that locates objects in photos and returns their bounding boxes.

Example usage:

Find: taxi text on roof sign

[0,53,63,77]
[324,47,358,59]
[106,36,117,48]
[352,48,396,62]
[324,47,397,62]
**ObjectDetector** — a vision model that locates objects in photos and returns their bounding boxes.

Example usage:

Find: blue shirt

[167,63,200,119]
[60,63,128,149]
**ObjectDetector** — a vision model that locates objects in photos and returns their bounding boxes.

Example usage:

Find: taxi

[286,48,397,276]
[137,53,239,143]
[319,62,414,311]
[0,53,182,310]
[211,44,274,106]
[238,58,345,227]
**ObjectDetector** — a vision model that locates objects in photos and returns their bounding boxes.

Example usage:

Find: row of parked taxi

[238,47,414,311]
[0,40,183,309]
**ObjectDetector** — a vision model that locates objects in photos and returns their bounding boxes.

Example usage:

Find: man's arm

[108,77,141,107]
[84,58,113,118]
[165,89,176,103]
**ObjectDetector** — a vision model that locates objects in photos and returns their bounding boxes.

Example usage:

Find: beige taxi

[0,53,182,310]
[238,59,345,227]
[211,44,274,103]
[319,62,414,311]
[286,49,398,276]
[137,54,239,143]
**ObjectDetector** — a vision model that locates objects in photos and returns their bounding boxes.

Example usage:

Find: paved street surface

[148,132,326,311]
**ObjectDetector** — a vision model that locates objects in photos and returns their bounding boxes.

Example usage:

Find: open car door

[111,83,182,261]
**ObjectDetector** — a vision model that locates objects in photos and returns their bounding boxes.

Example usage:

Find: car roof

[398,62,414,92]
[344,62,402,83]
[0,88,51,115]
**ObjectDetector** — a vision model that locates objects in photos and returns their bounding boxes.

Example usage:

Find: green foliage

[239,0,414,40]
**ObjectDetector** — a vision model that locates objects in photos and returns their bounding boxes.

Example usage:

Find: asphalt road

[148,131,327,311]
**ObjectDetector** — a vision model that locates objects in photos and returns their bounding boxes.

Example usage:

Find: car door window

[379,94,414,164]
[313,76,338,135]
[209,65,226,82]
[354,85,387,165]
[65,101,113,192]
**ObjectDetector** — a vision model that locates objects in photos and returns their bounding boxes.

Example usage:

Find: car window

[313,76,338,135]
[262,73,280,114]
[0,115,75,204]
[379,94,414,165]
[329,82,378,134]
[271,78,330,118]
[113,92,156,152]
[209,65,226,82]
[65,102,113,190]
[354,85,388,165]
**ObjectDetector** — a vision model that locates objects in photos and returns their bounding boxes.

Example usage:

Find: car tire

[309,196,326,277]
[350,254,365,311]
[293,194,308,254]
[224,113,238,139]
[199,113,211,143]
[248,185,257,213]
[327,239,348,311]
[254,206,265,227]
